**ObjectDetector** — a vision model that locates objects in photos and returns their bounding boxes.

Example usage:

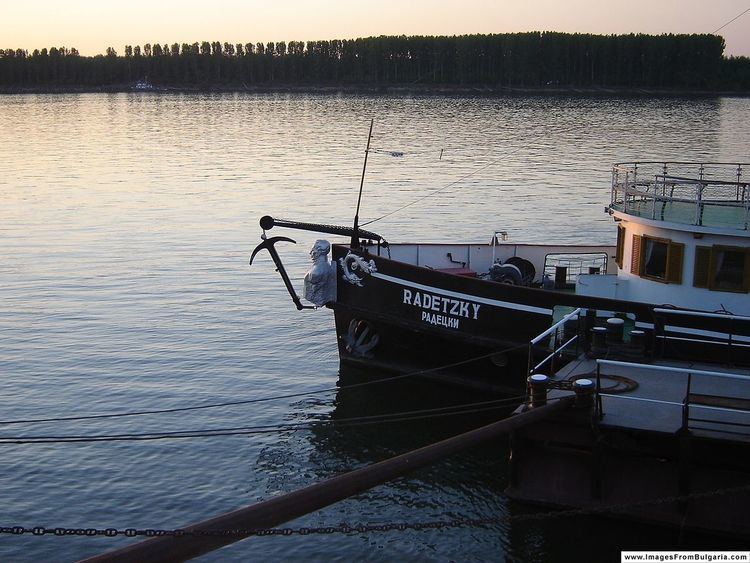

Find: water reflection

[0,92,748,561]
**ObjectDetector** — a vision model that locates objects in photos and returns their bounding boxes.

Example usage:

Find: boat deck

[550,356,750,443]
[610,162,750,232]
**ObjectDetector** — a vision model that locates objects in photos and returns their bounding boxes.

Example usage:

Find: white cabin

[576,162,750,315]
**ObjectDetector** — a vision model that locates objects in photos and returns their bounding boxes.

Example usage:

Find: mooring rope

[0,342,528,427]
[0,394,531,444]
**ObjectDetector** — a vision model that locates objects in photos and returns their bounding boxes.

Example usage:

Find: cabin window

[615,224,625,269]
[694,245,750,293]
[632,234,684,283]
[643,237,668,279]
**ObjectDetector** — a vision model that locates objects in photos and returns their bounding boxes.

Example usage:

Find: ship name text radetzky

[402,289,480,329]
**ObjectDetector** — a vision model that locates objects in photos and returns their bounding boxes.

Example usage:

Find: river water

[1,93,748,561]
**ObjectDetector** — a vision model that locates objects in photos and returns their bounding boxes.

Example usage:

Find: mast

[351,119,374,248]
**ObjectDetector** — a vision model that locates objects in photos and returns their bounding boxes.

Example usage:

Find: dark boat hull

[331,245,750,389]
[330,245,671,392]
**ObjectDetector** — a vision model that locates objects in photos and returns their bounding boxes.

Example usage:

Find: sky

[4,0,750,57]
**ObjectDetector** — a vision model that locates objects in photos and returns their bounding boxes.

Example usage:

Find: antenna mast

[351,119,374,248]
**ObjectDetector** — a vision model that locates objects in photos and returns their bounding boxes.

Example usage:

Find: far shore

[2,83,749,97]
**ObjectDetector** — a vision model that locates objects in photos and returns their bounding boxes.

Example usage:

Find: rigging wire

[712,5,750,34]
[0,395,536,444]
[0,342,529,427]
[361,144,527,227]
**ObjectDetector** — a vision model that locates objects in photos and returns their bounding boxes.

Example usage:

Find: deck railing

[651,307,750,365]
[594,359,750,438]
[611,162,750,230]
[527,308,582,377]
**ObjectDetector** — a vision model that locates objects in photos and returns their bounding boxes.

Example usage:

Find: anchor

[250,236,314,311]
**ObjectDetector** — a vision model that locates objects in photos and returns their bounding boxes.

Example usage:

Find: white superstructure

[576,162,750,314]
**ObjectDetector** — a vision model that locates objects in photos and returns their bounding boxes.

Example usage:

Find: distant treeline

[2,33,750,91]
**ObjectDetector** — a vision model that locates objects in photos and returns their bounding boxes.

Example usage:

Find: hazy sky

[5,0,750,57]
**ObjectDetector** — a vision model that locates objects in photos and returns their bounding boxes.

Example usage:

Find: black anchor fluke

[250,236,314,311]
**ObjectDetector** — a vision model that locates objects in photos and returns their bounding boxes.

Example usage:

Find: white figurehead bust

[303,239,336,307]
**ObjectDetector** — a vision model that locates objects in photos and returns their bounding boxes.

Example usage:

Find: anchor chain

[3,483,749,540]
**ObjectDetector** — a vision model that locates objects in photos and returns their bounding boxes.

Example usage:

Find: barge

[505,306,750,538]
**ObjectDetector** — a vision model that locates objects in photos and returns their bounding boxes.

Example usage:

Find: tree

[1,32,745,90]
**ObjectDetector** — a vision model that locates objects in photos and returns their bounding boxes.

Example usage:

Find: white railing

[610,162,750,230]
[527,308,582,375]
[595,359,750,437]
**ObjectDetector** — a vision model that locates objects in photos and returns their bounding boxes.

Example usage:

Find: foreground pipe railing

[81,397,572,563]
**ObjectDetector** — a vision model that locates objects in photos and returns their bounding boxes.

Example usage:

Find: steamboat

[252,161,750,392]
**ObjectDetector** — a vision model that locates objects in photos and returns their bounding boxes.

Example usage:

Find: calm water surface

[1,93,748,561]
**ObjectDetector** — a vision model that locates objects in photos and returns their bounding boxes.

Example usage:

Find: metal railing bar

[531,335,578,373]
[597,359,750,381]
[653,308,750,322]
[614,161,749,167]
[598,394,683,407]
[654,335,750,349]
[688,417,750,427]
[654,175,748,187]
[619,191,747,207]
[688,404,750,415]
[530,308,582,345]
[685,425,750,437]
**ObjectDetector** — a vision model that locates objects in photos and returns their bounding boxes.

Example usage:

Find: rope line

[0,342,528,427]
[712,5,750,33]
[361,145,527,226]
[0,397,578,445]
[0,396,529,444]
